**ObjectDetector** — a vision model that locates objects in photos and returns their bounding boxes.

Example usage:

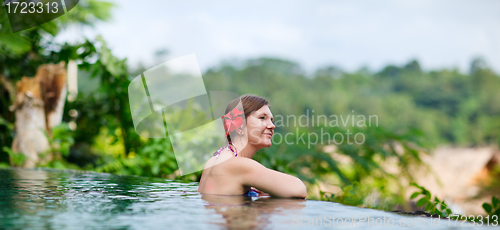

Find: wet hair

[224,94,269,143]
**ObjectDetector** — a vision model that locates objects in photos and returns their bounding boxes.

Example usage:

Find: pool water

[0,168,492,229]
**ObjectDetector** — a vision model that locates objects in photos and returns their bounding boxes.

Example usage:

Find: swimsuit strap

[243,187,260,197]
[213,142,238,159]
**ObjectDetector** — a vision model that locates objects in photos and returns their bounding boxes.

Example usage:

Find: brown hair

[224,94,269,142]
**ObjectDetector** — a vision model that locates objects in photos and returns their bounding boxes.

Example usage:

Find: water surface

[0,168,492,229]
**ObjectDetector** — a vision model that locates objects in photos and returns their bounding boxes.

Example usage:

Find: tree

[0,0,113,165]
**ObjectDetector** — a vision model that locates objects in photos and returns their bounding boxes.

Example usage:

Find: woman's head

[224,95,275,148]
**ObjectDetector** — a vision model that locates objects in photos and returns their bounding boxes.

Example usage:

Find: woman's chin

[249,137,273,148]
[262,139,272,147]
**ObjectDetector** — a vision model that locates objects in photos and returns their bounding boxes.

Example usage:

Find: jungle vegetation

[1,0,499,212]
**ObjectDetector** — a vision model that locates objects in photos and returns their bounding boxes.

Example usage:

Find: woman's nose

[268,121,275,129]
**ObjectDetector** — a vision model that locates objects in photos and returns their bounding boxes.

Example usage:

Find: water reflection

[0,168,62,228]
[202,194,306,229]
[0,168,156,228]
[1,168,470,229]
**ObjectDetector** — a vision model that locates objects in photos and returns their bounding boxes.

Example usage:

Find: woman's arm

[230,157,307,198]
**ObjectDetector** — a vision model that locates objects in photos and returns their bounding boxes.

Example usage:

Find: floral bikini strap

[213,142,238,158]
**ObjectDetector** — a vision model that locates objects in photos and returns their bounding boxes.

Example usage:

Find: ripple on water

[0,168,489,230]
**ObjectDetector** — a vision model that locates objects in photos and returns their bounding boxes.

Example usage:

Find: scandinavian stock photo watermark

[292,214,441,227]
[292,214,498,227]
[268,110,378,149]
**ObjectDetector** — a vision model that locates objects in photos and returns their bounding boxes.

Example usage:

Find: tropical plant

[410,182,453,217]
[482,196,500,218]
[1,146,26,167]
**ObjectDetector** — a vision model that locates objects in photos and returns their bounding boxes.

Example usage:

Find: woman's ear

[235,125,245,136]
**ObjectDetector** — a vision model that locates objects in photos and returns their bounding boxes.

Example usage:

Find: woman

[198,95,307,198]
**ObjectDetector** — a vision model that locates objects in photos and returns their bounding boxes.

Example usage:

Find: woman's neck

[231,140,258,158]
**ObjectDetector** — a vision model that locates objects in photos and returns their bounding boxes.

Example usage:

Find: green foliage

[319,184,359,204]
[92,101,213,181]
[69,35,142,158]
[410,182,453,217]
[482,196,500,217]
[49,123,76,157]
[0,116,14,158]
[0,33,31,55]
[253,125,428,210]
[0,116,13,130]
[95,138,181,178]
[319,182,405,210]
[2,146,26,167]
[59,0,114,26]
[255,126,428,183]
[205,58,500,147]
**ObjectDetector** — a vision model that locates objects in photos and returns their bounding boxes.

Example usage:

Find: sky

[56,0,500,74]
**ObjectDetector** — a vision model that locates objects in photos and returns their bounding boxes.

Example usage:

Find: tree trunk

[11,62,67,168]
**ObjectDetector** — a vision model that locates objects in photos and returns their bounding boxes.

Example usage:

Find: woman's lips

[265,133,273,138]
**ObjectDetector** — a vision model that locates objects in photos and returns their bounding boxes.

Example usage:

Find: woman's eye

[260,117,265,119]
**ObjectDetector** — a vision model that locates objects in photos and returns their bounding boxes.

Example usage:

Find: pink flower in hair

[221,107,244,136]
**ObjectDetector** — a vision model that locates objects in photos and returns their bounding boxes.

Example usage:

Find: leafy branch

[482,196,500,217]
[410,182,452,217]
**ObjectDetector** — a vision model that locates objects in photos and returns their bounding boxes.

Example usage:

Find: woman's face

[243,105,275,148]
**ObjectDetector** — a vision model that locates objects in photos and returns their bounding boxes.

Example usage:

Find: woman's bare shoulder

[226,156,265,173]
[203,149,239,169]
